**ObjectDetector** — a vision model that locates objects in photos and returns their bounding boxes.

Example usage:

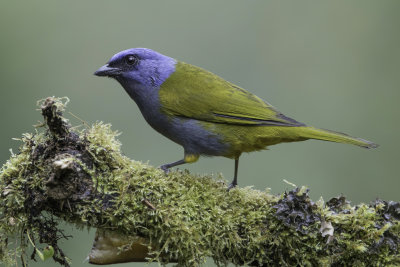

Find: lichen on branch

[0,97,399,267]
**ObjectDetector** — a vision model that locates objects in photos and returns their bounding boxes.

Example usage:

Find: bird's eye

[125,55,139,66]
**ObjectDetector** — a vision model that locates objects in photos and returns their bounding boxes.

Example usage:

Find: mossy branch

[0,97,399,266]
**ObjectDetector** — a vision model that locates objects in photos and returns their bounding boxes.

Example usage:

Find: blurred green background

[1,1,399,266]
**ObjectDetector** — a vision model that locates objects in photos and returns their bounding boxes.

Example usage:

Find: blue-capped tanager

[94,48,378,189]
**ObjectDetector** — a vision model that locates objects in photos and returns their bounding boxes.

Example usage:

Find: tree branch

[0,97,399,266]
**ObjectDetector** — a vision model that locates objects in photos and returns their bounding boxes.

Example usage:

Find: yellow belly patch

[184,154,199,163]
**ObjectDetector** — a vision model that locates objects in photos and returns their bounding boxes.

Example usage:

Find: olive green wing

[159,61,304,126]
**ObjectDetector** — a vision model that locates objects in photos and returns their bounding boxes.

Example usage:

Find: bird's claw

[227,182,237,191]
[160,165,170,174]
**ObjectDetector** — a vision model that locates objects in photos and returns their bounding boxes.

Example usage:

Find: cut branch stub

[40,97,70,137]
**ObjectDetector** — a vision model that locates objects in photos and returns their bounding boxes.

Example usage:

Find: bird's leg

[227,158,239,191]
[160,154,199,174]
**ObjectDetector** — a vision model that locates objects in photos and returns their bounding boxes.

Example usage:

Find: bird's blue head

[94,48,176,89]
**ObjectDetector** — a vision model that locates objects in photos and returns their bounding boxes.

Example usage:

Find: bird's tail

[299,127,378,149]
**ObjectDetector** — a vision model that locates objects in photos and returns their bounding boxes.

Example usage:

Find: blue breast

[118,80,229,156]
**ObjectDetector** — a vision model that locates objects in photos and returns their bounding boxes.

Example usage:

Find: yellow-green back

[159,61,304,127]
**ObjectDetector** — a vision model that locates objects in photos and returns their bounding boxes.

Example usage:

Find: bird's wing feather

[159,61,304,126]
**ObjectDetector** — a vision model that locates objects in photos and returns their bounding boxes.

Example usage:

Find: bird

[94,48,378,189]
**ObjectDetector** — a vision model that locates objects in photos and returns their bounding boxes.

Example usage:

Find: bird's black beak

[94,64,121,77]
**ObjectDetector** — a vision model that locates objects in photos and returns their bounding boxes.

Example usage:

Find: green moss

[0,97,399,266]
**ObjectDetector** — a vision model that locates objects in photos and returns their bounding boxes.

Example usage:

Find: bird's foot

[160,165,170,174]
[227,181,237,191]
